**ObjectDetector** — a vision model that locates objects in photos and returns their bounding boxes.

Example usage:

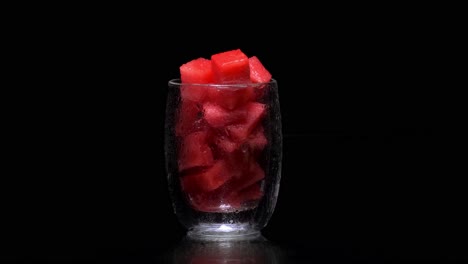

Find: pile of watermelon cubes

[176,49,272,213]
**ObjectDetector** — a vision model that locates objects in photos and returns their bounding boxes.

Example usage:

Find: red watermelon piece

[202,102,247,128]
[179,58,214,102]
[180,160,233,193]
[183,159,264,212]
[211,49,250,83]
[178,131,214,172]
[215,135,239,153]
[226,102,266,142]
[249,56,272,83]
[208,49,254,109]
[224,146,253,173]
[207,86,254,110]
[245,125,268,152]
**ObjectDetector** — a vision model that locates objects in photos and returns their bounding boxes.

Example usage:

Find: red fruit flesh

[207,86,254,110]
[211,49,250,84]
[180,58,214,102]
[202,102,247,128]
[180,57,214,84]
[180,160,233,193]
[214,135,239,153]
[249,56,272,83]
[245,125,268,152]
[178,131,214,172]
[226,102,266,142]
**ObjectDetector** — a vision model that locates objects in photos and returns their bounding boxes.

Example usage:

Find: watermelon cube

[180,160,233,193]
[202,102,248,128]
[226,102,266,142]
[183,158,265,212]
[178,131,214,172]
[207,86,254,110]
[180,57,214,84]
[245,125,268,152]
[215,135,239,153]
[224,146,253,173]
[211,49,250,84]
[249,56,272,83]
[179,58,214,102]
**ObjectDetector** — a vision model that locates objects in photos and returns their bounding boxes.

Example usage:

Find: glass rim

[168,78,277,88]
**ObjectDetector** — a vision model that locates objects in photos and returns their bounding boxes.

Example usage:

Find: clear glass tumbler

[165,79,282,240]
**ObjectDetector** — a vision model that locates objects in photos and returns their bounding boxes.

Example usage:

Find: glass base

[187,223,261,241]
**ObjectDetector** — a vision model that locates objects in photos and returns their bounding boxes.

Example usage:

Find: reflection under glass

[166,235,285,263]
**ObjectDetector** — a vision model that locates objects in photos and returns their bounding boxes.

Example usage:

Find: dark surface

[5,4,462,263]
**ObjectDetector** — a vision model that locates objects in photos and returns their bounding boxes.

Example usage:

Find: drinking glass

[165,79,282,240]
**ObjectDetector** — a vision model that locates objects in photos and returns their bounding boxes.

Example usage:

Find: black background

[5,3,461,263]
